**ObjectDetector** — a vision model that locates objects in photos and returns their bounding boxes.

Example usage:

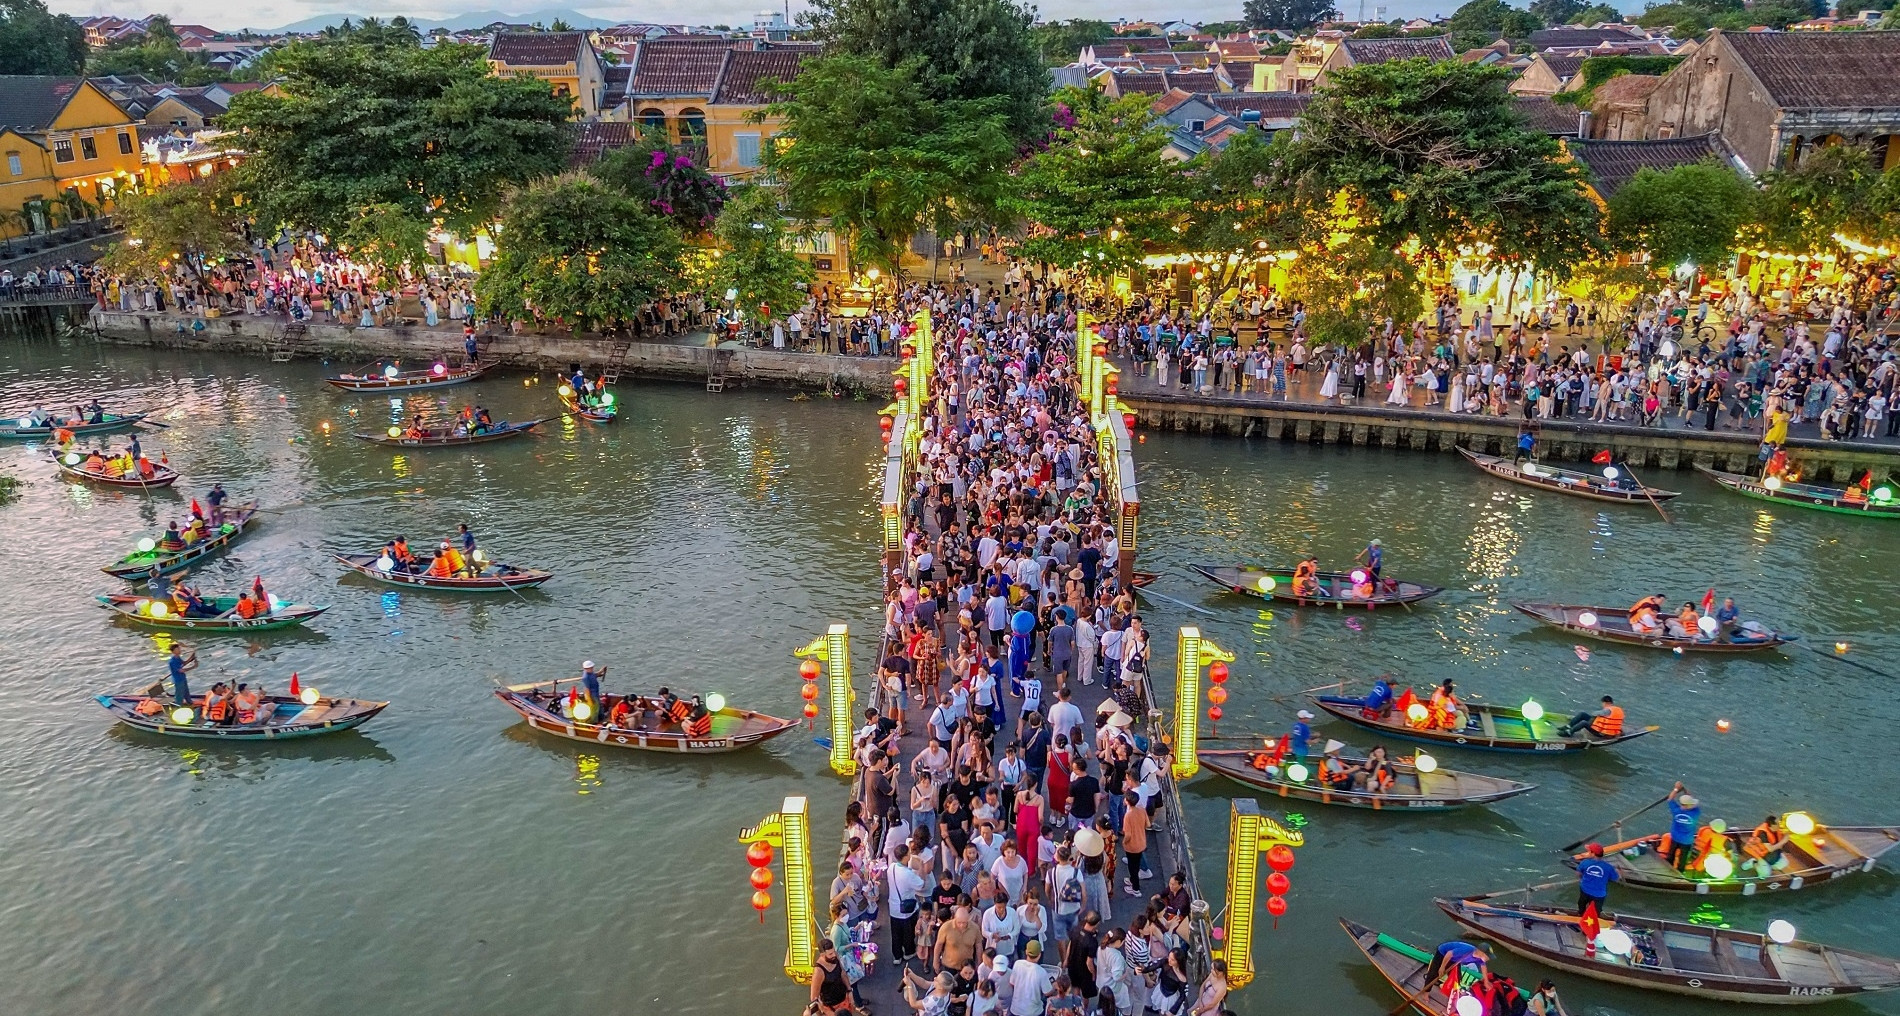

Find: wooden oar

[1461,877,1571,902]
[1132,585,1215,616]
[1558,789,1674,853]
[1623,463,1672,524]
[1388,975,1442,1016]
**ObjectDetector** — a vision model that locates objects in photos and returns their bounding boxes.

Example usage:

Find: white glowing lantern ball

[1258,575,1276,593]
[1521,700,1545,722]
[1603,466,1620,480]
[1285,762,1310,783]
[706,693,726,713]
[1767,920,1796,944]
[1350,569,1367,584]
[383,365,400,379]
[1578,611,1599,628]
[472,549,487,563]
[17,417,31,427]
[300,687,320,705]
[432,363,447,376]
[1698,615,1718,635]
[1454,996,1482,1016]
[62,452,80,465]
[571,699,593,721]
[1764,476,1783,490]
[1595,928,1634,956]
[558,384,574,398]
[149,601,170,618]
[375,555,395,572]
[137,537,157,553]
[1784,811,1816,836]
[268,594,282,610]
[1703,853,1735,880]
[1414,752,1438,774]
[169,706,195,724]
[601,392,615,406]
[1406,703,1429,724]
[1522,462,1540,476]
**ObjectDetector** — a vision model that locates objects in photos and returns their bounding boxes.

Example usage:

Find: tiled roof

[629,36,745,97]
[158,92,227,118]
[0,76,83,132]
[1132,52,1183,68]
[1590,73,1662,108]
[1163,70,1218,93]
[1107,71,1167,97]
[488,31,586,66]
[1214,40,1261,59]
[1118,36,1174,53]
[1529,26,1642,49]
[569,120,636,165]
[602,65,631,107]
[1339,35,1456,64]
[1570,134,1724,197]
[1719,30,1900,111]
[1513,95,1581,135]
[1203,92,1311,118]
[710,47,809,105]
[1541,53,1585,81]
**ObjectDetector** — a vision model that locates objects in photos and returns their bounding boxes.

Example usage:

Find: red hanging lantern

[1266,844,1296,872]
[1105,376,1118,396]
[752,889,772,920]
[1265,895,1288,917]
[750,867,775,890]
[800,659,822,680]
[1092,343,1108,357]
[803,702,821,718]
[1207,685,1228,706]
[1123,411,1138,432]
[1207,706,1223,722]
[747,840,774,868]
[893,377,908,394]
[900,344,914,359]
[801,682,821,701]
[1265,872,1290,896]
[1209,662,1229,684]
[879,415,894,431]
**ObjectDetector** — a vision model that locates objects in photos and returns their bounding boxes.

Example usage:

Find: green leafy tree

[221,41,572,242]
[1285,57,1602,280]
[1200,20,1248,35]
[1747,144,1881,253]
[1174,132,1305,313]
[1569,2,1622,21]
[1029,18,1115,65]
[1529,0,1588,22]
[591,139,729,233]
[339,202,434,275]
[101,174,249,286]
[764,55,1016,276]
[1005,88,1190,277]
[1243,0,1341,31]
[808,0,1049,144]
[1607,159,1754,274]
[1446,0,1545,41]
[476,174,685,333]
[1289,233,1427,350]
[701,186,815,318]
[0,0,88,74]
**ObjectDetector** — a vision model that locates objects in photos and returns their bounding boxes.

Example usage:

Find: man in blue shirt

[167,644,192,704]
[1355,539,1384,583]
[1289,710,1314,762]
[1665,783,1700,871]
[580,660,603,715]
[1423,940,1488,989]
[1576,843,1621,915]
[1515,430,1535,464]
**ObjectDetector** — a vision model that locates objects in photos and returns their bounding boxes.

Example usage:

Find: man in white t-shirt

[1045,686,1085,752]
[1008,940,1055,1016]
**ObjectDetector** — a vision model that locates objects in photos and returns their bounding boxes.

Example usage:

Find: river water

[1,336,1895,1016]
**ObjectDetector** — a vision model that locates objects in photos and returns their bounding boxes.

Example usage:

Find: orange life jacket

[426,555,454,577]
[135,698,164,716]
[235,596,260,619]
[1590,704,1624,737]
[235,689,261,723]
[667,699,691,723]
[204,692,228,721]
[685,712,713,737]
[1744,823,1777,859]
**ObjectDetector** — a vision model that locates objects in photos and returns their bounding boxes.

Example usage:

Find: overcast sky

[48,0,1533,34]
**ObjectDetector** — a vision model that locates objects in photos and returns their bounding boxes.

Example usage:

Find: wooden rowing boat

[97,593,329,632]
[1574,824,1900,895]
[0,411,147,439]
[495,680,798,753]
[1458,447,1681,503]
[97,692,387,739]
[324,362,486,391]
[558,388,617,423]
[1313,689,1657,753]
[334,552,552,591]
[1437,897,1900,1003]
[1131,571,1157,588]
[1199,747,1535,810]
[1189,563,1443,608]
[353,418,546,447]
[51,452,179,489]
[1697,466,1900,519]
[101,504,261,579]
[1340,918,1459,1016]
[1513,601,1789,652]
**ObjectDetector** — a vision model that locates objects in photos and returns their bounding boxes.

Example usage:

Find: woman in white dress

[1385,360,1410,406]
[1319,358,1340,402]
[1448,372,1465,414]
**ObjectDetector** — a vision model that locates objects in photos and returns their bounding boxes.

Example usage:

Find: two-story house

[0,76,142,237]
[487,31,607,118]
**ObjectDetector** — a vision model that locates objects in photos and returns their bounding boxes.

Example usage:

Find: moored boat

[324,361,486,392]
[1697,466,1900,519]
[1189,563,1443,608]
[1313,687,1656,753]
[495,679,798,753]
[558,385,617,423]
[0,410,147,439]
[353,418,546,447]
[1574,819,1900,895]
[101,503,261,579]
[334,551,552,591]
[1459,447,1680,504]
[1199,747,1535,810]
[51,450,179,489]
[1513,601,1788,652]
[97,690,387,739]
[1437,897,1900,1003]
[1340,919,1459,1016]
[97,592,329,632]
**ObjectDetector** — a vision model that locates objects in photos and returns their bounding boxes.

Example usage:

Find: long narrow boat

[97,593,329,632]
[334,552,552,591]
[1459,447,1680,504]
[51,452,179,489]
[1313,689,1657,753]
[97,691,387,739]
[324,361,486,392]
[1437,897,1900,1003]
[1573,823,1900,895]
[495,680,799,753]
[1199,747,1535,810]
[1697,466,1900,519]
[1340,919,1457,1016]
[1190,563,1443,608]
[0,411,147,439]
[1130,571,1158,588]
[102,503,261,579]
[1513,601,1789,653]
[352,419,546,448]
[558,387,617,423]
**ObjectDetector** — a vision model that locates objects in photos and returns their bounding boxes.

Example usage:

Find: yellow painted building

[487,31,606,118]
[0,76,142,237]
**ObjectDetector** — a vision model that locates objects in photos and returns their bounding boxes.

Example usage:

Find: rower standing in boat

[1289,710,1314,763]
[147,565,174,601]
[1662,783,1700,871]
[1354,539,1383,584]
[580,661,604,716]
[1423,940,1489,994]
[1555,696,1622,739]
[457,523,477,563]
[1575,843,1620,916]
[167,644,192,704]
[206,483,227,524]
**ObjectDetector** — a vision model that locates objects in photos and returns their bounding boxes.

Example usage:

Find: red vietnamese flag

[1592,449,1613,465]
[1702,588,1715,613]
[288,672,300,697]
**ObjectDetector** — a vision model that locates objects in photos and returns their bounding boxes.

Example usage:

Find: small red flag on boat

[1702,588,1715,612]
[567,685,578,707]
[1592,449,1613,465]
[288,672,300,697]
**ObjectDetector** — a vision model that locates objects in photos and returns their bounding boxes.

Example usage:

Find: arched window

[637,107,667,139]
[679,107,706,140]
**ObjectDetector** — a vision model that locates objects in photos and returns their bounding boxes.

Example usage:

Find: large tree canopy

[220,40,573,239]
[0,0,86,75]
[807,0,1049,143]
[1608,159,1756,274]
[102,175,250,285]
[1748,145,1886,254]
[699,185,815,319]
[1243,0,1341,32]
[475,174,684,333]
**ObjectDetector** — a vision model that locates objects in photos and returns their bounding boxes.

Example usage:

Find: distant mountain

[255,9,624,34]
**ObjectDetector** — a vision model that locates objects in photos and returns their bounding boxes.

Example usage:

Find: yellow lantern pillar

[740,796,817,983]
[1223,800,1303,991]
[795,625,856,776]
[1076,310,1096,403]
[1172,626,1234,780]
